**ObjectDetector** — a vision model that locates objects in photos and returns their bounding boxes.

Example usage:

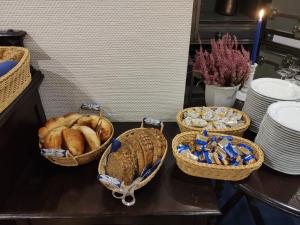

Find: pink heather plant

[193,34,251,87]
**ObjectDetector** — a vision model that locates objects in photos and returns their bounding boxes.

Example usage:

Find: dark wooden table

[0,74,221,225]
[218,126,300,225]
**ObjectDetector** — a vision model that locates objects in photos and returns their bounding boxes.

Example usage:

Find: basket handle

[40,149,79,166]
[79,103,103,118]
[141,117,164,132]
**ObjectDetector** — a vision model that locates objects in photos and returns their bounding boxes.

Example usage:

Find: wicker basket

[0,46,31,113]
[40,116,114,167]
[176,107,250,137]
[172,131,264,181]
[98,121,167,192]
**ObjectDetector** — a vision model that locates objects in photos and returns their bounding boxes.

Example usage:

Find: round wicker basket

[98,122,167,192]
[176,107,250,137]
[172,131,264,181]
[0,46,31,113]
[41,116,114,167]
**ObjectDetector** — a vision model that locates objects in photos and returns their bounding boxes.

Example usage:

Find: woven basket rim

[172,131,264,171]
[176,106,250,133]
[0,46,29,82]
[98,126,168,191]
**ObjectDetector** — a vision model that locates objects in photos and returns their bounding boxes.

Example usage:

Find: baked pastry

[38,127,49,141]
[43,126,67,149]
[39,113,82,140]
[106,128,166,185]
[98,119,112,141]
[62,128,85,156]
[75,125,100,151]
[63,113,83,127]
[76,115,100,130]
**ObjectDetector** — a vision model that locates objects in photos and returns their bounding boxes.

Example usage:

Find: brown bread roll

[98,119,112,142]
[38,127,49,141]
[63,113,83,127]
[76,115,100,130]
[43,126,67,149]
[45,117,66,131]
[62,128,85,156]
[75,125,100,151]
[44,113,82,132]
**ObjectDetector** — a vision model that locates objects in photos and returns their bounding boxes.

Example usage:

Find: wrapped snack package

[243,154,256,165]
[202,109,215,122]
[213,121,227,129]
[183,117,192,126]
[184,110,199,119]
[195,134,209,146]
[237,143,253,155]
[191,118,207,127]
[177,144,198,161]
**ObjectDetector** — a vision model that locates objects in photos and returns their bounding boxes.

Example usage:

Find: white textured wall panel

[0,0,192,121]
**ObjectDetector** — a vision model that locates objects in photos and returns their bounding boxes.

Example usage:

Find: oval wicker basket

[40,116,114,167]
[0,46,31,113]
[172,131,264,181]
[176,107,250,137]
[98,121,167,192]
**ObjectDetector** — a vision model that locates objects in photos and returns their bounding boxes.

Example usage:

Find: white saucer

[251,78,300,100]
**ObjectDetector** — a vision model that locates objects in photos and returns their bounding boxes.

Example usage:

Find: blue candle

[251,10,264,65]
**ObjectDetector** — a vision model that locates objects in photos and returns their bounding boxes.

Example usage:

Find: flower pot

[205,85,240,107]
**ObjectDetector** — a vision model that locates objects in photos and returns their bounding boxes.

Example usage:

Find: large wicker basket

[40,116,114,167]
[176,107,250,137]
[98,121,167,192]
[0,46,31,113]
[172,131,264,181]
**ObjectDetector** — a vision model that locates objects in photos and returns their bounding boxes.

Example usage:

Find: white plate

[257,138,300,158]
[257,122,300,148]
[251,78,300,100]
[264,161,300,175]
[268,101,300,132]
[264,116,300,138]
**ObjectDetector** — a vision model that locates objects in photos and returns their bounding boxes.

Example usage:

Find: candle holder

[236,63,258,101]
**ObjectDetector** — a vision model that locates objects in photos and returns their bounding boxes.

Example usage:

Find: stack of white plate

[255,101,300,175]
[243,78,300,133]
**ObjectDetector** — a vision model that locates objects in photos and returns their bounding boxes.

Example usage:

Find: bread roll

[62,128,85,156]
[63,113,83,127]
[98,119,112,141]
[38,127,49,141]
[45,117,65,131]
[76,115,100,130]
[44,113,82,132]
[43,126,67,149]
[75,126,100,151]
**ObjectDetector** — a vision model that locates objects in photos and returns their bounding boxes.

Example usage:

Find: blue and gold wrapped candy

[177,130,256,167]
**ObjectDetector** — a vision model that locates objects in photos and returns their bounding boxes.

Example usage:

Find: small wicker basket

[98,120,167,192]
[41,116,114,167]
[0,46,31,113]
[172,131,264,181]
[176,107,250,137]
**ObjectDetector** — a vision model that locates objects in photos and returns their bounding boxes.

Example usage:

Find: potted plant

[193,34,250,107]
